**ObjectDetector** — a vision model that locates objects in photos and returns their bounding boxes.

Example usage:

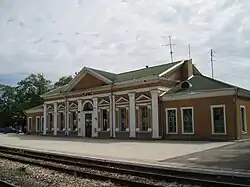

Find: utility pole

[210,49,214,78]
[161,35,175,62]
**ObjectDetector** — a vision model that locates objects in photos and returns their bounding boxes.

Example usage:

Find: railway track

[0,179,17,187]
[0,145,250,187]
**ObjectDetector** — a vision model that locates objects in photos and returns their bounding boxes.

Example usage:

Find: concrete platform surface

[0,134,234,163]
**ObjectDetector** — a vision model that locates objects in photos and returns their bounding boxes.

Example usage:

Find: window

[240,105,247,133]
[166,108,178,134]
[72,111,78,131]
[140,106,149,131]
[28,117,32,131]
[119,108,126,131]
[41,116,44,132]
[36,117,41,132]
[211,105,226,134]
[101,109,108,131]
[48,113,53,130]
[60,112,64,130]
[181,107,194,134]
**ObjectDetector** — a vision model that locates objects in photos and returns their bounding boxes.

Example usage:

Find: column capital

[92,97,98,103]
[128,92,135,97]
[150,89,158,95]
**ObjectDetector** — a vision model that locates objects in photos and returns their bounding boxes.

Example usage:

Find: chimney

[182,59,193,80]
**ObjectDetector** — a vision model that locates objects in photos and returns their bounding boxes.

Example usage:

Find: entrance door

[85,113,92,137]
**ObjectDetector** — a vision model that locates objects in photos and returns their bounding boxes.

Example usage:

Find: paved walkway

[0,134,233,163]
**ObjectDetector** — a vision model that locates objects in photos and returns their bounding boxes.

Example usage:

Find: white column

[128,93,136,138]
[109,96,112,137]
[92,98,98,137]
[53,103,57,135]
[66,101,69,136]
[151,90,160,139]
[43,104,47,135]
[112,95,116,138]
[77,100,82,136]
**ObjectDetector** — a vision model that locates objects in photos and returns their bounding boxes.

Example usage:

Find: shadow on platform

[160,141,250,172]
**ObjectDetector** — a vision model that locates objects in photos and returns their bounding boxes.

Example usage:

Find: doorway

[85,113,92,137]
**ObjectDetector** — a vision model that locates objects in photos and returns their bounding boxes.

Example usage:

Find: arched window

[83,102,93,111]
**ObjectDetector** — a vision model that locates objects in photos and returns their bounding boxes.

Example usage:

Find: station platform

[0,134,249,175]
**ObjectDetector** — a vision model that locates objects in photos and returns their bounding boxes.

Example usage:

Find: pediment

[116,96,129,104]
[136,94,151,102]
[47,105,53,110]
[72,73,107,91]
[99,99,109,106]
[66,67,113,92]
[58,104,65,109]
[69,102,77,108]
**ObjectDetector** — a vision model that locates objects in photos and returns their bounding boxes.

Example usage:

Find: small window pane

[119,108,126,131]
[167,110,177,133]
[212,107,225,133]
[141,107,149,131]
[182,108,193,133]
[240,107,246,132]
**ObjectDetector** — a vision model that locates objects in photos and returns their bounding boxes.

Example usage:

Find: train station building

[25,59,250,140]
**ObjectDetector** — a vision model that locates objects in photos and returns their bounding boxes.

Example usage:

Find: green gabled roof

[167,75,234,94]
[88,68,117,81]
[114,60,182,82]
[42,60,184,97]
[42,84,68,97]
[89,60,182,83]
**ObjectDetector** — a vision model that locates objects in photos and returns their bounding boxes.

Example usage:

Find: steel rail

[0,180,18,187]
[0,146,250,187]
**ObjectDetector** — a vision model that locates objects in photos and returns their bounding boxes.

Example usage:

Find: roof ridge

[117,60,182,75]
[88,67,117,75]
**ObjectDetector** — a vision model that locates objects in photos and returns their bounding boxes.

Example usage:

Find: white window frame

[240,105,247,134]
[165,108,178,134]
[210,104,227,135]
[28,117,32,131]
[181,107,194,134]
[36,116,40,132]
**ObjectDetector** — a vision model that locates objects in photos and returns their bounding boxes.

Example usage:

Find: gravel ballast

[0,157,201,187]
[0,158,118,187]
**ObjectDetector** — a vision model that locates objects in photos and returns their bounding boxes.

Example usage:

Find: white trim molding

[69,102,77,108]
[165,108,178,134]
[116,96,129,104]
[99,99,109,106]
[240,105,247,134]
[158,60,185,77]
[27,117,32,131]
[181,107,194,135]
[136,94,151,102]
[44,86,169,104]
[162,88,235,101]
[210,104,227,135]
[36,116,41,132]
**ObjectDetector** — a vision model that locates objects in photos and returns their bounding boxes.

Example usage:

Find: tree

[0,74,51,128]
[54,75,73,88]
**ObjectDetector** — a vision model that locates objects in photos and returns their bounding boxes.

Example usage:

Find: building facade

[25,59,250,140]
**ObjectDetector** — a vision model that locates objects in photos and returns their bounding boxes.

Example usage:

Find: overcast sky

[0,0,249,89]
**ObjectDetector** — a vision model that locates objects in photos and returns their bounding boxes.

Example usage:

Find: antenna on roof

[210,49,215,79]
[188,44,191,58]
[161,35,175,63]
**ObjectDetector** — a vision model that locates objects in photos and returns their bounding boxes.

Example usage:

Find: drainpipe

[234,87,239,140]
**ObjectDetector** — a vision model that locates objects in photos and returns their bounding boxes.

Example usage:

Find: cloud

[0,0,249,89]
